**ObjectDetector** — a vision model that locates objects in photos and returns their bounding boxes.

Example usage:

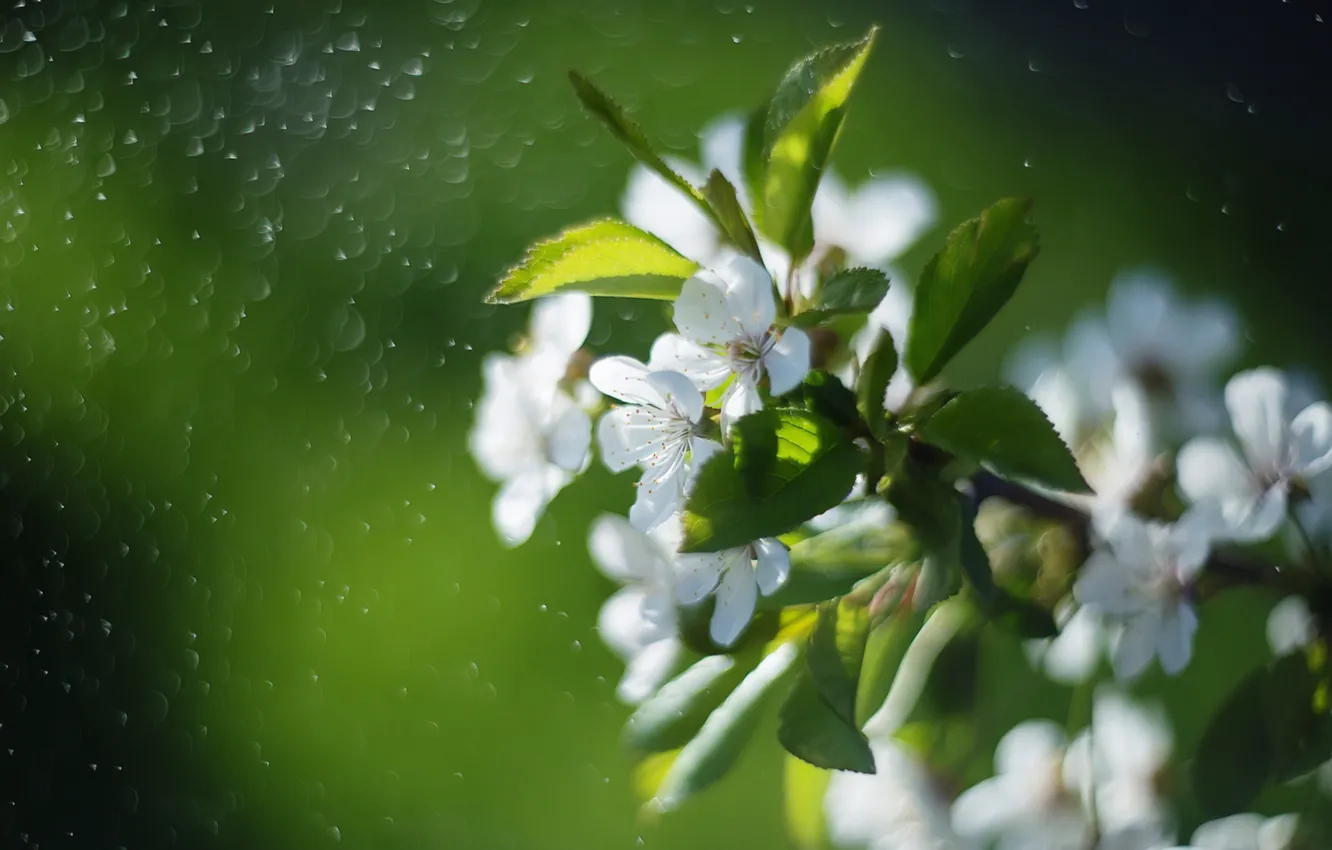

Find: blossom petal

[1267,595,1315,657]
[589,356,663,407]
[765,328,811,395]
[529,292,592,357]
[644,370,705,424]
[649,333,731,389]
[674,272,741,345]
[710,553,759,646]
[629,453,688,532]
[675,552,725,604]
[621,162,716,259]
[1290,401,1332,477]
[617,638,683,705]
[596,407,674,472]
[1231,484,1288,543]
[588,513,673,583]
[1225,367,1290,471]
[547,400,591,472]
[690,436,724,471]
[1106,272,1173,364]
[951,777,1025,837]
[492,467,563,546]
[1176,436,1255,508]
[1155,604,1198,675]
[1110,614,1160,680]
[1040,606,1103,685]
[994,719,1066,776]
[753,538,791,595]
[720,379,763,433]
[598,587,667,658]
[719,255,777,339]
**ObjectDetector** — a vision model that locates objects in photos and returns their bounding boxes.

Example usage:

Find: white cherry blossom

[1177,368,1332,542]
[1007,270,1240,444]
[1190,813,1299,850]
[675,537,790,647]
[1084,689,1175,841]
[1024,599,1107,685]
[652,255,810,432]
[1266,595,1316,657]
[469,294,594,546]
[825,739,970,850]
[1074,508,1219,679]
[951,720,1093,850]
[589,356,722,532]
[587,513,685,704]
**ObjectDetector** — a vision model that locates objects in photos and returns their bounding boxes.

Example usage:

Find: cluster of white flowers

[825,689,1303,850]
[469,116,937,698]
[1007,272,1331,684]
[472,111,1329,848]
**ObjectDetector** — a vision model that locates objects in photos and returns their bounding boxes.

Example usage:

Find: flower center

[1131,357,1174,397]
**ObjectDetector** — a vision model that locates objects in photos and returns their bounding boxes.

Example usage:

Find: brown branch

[967,469,1306,596]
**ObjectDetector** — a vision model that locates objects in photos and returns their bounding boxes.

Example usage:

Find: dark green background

[1,0,1328,847]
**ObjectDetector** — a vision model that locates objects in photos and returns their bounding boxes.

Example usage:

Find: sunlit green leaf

[797,268,891,324]
[568,72,712,215]
[905,198,1040,383]
[488,219,700,304]
[652,643,801,810]
[796,371,861,431]
[856,329,898,440]
[766,521,917,609]
[702,169,764,264]
[682,408,865,553]
[918,386,1090,493]
[778,667,875,773]
[807,598,871,723]
[624,654,749,753]
[757,27,877,260]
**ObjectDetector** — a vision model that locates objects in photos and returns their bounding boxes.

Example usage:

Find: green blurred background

[1,0,1329,847]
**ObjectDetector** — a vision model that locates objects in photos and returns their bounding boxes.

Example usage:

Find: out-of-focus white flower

[1067,270,1240,432]
[1177,368,1332,542]
[842,277,917,412]
[589,356,722,532]
[951,720,1092,850]
[1074,508,1218,679]
[825,739,971,850]
[1190,813,1299,850]
[588,514,685,704]
[652,255,810,432]
[675,537,790,647]
[1078,383,1159,510]
[1008,270,1240,446]
[1266,595,1316,657]
[1083,689,1174,840]
[1024,599,1107,686]
[470,294,594,546]
[621,113,936,302]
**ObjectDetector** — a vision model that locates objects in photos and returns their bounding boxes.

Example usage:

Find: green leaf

[766,521,917,609]
[653,642,801,810]
[807,598,871,723]
[624,654,750,753]
[796,371,861,432]
[862,597,972,736]
[778,667,876,773]
[905,198,1040,384]
[488,219,700,304]
[918,386,1090,493]
[957,495,996,605]
[701,170,764,264]
[797,268,891,324]
[681,408,864,553]
[741,105,768,231]
[1193,652,1332,816]
[855,598,929,727]
[856,329,898,440]
[568,72,714,219]
[757,27,877,260]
